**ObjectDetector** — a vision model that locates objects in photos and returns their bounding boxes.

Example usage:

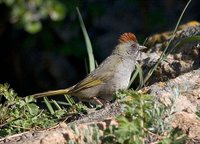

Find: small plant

[102,90,186,144]
[0,83,62,138]
[196,107,200,118]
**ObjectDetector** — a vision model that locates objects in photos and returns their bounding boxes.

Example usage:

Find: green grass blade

[64,94,74,106]
[136,63,144,90]
[129,63,144,88]
[44,97,55,115]
[52,100,62,110]
[143,0,192,84]
[53,100,72,106]
[168,36,200,54]
[76,7,95,72]
[128,64,139,88]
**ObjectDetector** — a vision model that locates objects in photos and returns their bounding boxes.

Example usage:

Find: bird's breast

[101,58,135,92]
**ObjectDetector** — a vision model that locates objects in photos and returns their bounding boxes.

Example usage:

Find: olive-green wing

[70,71,113,93]
[70,55,122,93]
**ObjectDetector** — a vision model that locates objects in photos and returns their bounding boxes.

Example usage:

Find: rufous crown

[118,32,138,43]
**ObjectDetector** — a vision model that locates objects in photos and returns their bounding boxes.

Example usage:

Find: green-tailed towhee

[31,33,146,105]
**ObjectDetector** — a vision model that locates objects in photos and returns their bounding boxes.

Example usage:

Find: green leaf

[50,3,66,21]
[44,97,55,115]
[27,103,39,115]
[76,7,95,72]
[25,21,42,34]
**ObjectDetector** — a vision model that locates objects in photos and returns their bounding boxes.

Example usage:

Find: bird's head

[113,32,146,59]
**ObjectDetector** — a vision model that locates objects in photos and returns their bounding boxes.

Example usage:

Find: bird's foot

[91,97,111,109]
[92,97,104,105]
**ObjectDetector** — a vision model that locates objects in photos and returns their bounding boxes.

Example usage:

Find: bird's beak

[138,45,147,51]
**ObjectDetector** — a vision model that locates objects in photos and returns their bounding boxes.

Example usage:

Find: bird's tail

[31,88,70,99]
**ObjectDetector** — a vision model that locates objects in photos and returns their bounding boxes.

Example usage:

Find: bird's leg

[92,97,104,105]
[91,97,111,107]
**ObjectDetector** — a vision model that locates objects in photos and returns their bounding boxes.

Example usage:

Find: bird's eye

[131,43,136,47]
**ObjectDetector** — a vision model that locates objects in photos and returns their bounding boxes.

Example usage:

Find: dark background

[0,0,199,96]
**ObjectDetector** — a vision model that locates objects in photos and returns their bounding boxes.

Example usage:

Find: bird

[31,32,146,105]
